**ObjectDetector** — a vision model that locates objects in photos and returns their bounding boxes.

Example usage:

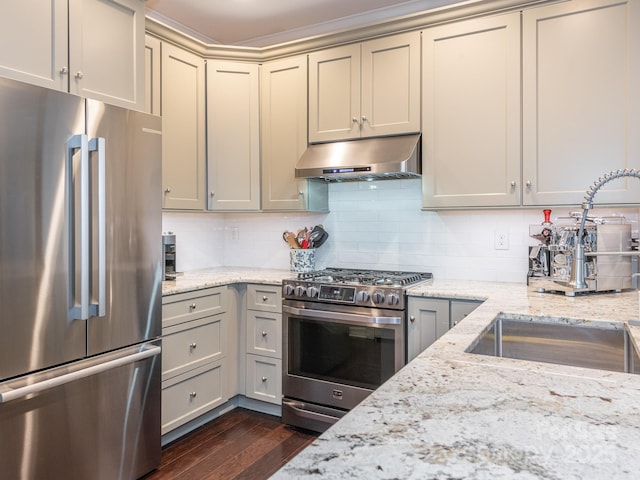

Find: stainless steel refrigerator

[0,77,162,479]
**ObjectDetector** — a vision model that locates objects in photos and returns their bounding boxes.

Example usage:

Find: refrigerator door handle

[67,134,91,320]
[89,137,106,317]
[0,345,161,404]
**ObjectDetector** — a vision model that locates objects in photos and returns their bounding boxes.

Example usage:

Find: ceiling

[145,0,465,48]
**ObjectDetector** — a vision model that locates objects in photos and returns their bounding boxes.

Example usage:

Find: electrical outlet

[494,230,509,250]
[230,227,239,241]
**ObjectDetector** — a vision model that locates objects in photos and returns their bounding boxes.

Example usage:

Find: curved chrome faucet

[570,169,640,289]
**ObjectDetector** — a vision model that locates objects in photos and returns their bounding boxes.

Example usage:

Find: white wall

[163,179,638,283]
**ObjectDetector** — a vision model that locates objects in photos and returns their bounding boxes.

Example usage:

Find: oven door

[282,301,405,429]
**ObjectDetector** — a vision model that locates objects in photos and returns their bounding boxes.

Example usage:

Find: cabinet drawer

[161,361,226,435]
[162,287,226,327]
[246,311,281,358]
[245,355,281,405]
[162,314,227,381]
[246,284,281,313]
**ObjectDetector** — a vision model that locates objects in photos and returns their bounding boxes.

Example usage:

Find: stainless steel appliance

[528,212,634,296]
[282,268,432,432]
[0,77,162,479]
[295,134,421,181]
[163,232,177,280]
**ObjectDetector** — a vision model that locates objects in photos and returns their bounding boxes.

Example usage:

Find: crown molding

[145,0,563,63]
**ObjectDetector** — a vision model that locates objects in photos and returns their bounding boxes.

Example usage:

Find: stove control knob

[387,293,400,306]
[283,284,295,296]
[307,286,319,298]
[294,285,307,297]
[372,292,385,304]
[356,291,370,303]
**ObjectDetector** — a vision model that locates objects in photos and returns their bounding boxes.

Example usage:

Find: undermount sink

[468,313,640,374]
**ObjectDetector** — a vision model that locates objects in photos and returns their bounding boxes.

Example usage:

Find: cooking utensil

[283,231,300,249]
[309,225,329,248]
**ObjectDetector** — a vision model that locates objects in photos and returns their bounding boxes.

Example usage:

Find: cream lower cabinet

[308,31,421,143]
[407,297,481,362]
[245,284,282,405]
[161,43,206,210]
[260,55,328,211]
[0,0,145,110]
[422,12,521,209]
[207,61,261,211]
[161,287,231,435]
[522,0,640,206]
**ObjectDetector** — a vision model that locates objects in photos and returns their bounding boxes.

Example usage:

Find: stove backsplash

[163,180,639,283]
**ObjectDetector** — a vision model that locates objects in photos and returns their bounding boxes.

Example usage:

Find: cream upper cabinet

[522,0,640,206]
[68,0,145,110]
[422,13,521,209]
[144,34,161,115]
[207,61,261,211]
[309,31,421,143]
[0,0,68,91]
[161,43,206,210]
[261,55,328,211]
[0,0,145,110]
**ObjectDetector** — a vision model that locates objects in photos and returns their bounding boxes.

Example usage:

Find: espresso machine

[162,232,177,280]
[527,211,634,296]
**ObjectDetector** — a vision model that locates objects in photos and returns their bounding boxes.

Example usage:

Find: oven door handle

[282,305,401,325]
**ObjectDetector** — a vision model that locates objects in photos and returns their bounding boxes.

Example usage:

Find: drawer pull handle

[189,303,196,310]
[189,342,197,349]
[261,331,268,337]
[262,296,268,301]
[189,391,197,398]
[261,376,268,382]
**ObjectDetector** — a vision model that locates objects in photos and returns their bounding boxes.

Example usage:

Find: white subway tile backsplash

[163,181,639,282]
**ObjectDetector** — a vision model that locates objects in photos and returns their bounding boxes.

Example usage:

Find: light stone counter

[161,266,295,296]
[272,280,640,479]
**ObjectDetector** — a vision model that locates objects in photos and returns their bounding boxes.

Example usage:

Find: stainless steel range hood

[295,134,421,182]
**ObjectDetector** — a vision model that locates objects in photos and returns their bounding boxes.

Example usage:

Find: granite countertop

[162,266,295,296]
[272,280,640,479]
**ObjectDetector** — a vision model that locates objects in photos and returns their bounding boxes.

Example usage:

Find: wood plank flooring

[142,408,317,480]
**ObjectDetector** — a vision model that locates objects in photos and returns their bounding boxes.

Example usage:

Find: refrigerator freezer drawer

[0,341,161,480]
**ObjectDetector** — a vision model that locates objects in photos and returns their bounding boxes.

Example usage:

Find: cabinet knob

[189,303,196,310]
[526,180,532,188]
[262,295,268,301]
[352,117,359,123]
[189,342,197,349]
[75,71,83,79]
[510,181,517,188]
[361,115,368,122]
[210,191,215,197]
[298,191,304,196]
[164,188,171,194]
[60,67,69,75]
[261,331,268,337]
[189,391,197,398]
[410,315,416,323]
[261,376,268,382]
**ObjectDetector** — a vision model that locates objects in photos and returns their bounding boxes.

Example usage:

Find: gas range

[282,267,433,310]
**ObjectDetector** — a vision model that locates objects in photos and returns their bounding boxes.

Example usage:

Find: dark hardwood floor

[143,408,317,480]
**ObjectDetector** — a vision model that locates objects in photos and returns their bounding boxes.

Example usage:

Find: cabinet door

[69,0,145,110]
[207,61,260,210]
[309,44,361,142]
[522,0,640,206]
[161,43,206,210]
[144,34,161,115]
[422,13,521,208]
[450,300,481,328]
[261,56,315,211]
[361,32,421,137]
[407,297,449,362]
[0,0,68,91]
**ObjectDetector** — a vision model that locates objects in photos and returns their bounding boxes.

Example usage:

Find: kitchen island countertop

[272,279,640,479]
